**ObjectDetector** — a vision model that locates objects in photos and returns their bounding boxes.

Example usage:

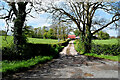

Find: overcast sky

[0,1,119,37]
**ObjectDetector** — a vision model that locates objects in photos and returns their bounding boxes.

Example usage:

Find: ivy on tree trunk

[79,30,92,54]
[13,2,27,53]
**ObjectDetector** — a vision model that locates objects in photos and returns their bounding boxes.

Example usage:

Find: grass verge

[84,53,119,61]
[1,56,53,76]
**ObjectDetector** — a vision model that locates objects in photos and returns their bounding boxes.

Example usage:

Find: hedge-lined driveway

[3,40,119,79]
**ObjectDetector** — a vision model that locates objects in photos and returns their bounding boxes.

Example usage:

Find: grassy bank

[74,39,120,61]
[84,53,118,61]
[1,56,53,75]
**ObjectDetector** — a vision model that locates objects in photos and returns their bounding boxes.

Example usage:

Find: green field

[28,38,63,44]
[1,36,119,48]
[92,39,119,45]
[0,36,63,48]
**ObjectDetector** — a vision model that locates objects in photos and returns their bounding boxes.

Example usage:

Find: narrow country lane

[60,40,78,55]
[3,40,119,79]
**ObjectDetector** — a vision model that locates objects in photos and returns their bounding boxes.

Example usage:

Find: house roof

[68,35,76,39]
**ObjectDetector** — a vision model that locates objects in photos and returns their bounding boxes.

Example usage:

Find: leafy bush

[97,31,110,40]
[0,30,7,36]
[74,40,85,54]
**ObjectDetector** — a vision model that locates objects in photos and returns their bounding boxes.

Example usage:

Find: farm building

[67,35,76,39]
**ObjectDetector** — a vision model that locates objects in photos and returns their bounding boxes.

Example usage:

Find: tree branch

[92,18,120,34]
[10,2,18,17]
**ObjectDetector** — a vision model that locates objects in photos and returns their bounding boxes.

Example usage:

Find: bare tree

[40,1,120,53]
[0,0,41,53]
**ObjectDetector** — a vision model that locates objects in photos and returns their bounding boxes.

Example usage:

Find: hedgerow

[1,39,70,76]
[74,39,120,61]
[2,39,70,60]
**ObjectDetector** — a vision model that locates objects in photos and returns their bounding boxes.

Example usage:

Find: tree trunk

[79,17,92,54]
[83,3,92,53]
[84,31,92,53]
[13,2,27,53]
[14,18,23,52]
[79,31,92,54]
